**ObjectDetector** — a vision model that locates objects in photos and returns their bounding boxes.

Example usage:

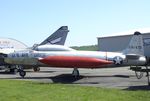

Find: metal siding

[143,34,150,57]
[98,34,150,57]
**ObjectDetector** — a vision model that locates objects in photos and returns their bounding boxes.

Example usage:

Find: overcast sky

[0,0,150,46]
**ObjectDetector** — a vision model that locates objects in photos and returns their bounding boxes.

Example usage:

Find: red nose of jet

[39,56,113,68]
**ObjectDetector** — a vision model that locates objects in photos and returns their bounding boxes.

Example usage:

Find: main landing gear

[18,70,26,78]
[5,65,18,74]
[33,67,40,72]
[17,66,40,78]
[17,66,26,78]
[130,66,150,86]
[72,68,79,78]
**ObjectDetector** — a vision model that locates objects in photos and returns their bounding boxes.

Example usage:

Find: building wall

[97,33,150,57]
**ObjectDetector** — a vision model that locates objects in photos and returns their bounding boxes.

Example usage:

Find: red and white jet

[0,26,69,72]
[2,31,147,78]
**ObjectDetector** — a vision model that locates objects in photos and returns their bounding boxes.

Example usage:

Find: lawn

[0,80,149,101]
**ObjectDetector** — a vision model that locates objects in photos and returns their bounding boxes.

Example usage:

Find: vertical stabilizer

[123,31,144,56]
[40,26,69,45]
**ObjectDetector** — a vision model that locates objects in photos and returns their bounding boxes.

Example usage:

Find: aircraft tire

[33,67,40,72]
[19,70,26,78]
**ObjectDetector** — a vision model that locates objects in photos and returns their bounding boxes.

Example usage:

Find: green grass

[71,45,98,51]
[0,80,150,101]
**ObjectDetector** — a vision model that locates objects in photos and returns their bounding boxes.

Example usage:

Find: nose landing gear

[130,66,150,86]
[16,66,26,78]
[18,69,26,78]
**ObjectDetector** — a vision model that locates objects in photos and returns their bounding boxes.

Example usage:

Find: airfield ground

[0,66,150,90]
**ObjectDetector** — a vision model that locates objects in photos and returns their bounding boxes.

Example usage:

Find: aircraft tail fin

[123,31,144,56]
[40,26,69,45]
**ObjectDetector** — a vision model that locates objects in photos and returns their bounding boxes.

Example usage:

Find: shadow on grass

[45,74,130,84]
[124,85,150,91]
[50,74,84,83]
[78,75,130,78]
[0,72,16,75]
[0,74,84,83]
[0,72,130,83]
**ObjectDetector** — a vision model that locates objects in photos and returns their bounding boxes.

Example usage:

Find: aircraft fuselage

[4,50,147,68]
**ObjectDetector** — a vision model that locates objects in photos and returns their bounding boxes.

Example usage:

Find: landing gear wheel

[33,67,40,72]
[146,66,150,86]
[72,68,79,78]
[135,71,144,79]
[19,70,26,78]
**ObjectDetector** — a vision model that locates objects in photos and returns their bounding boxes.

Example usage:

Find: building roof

[0,37,28,49]
[98,28,150,38]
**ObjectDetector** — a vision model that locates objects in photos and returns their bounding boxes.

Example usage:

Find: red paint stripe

[39,56,113,68]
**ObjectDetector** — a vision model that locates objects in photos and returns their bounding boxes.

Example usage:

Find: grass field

[0,80,150,101]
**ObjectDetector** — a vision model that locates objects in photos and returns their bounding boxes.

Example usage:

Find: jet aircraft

[0,26,69,72]
[1,31,147,76]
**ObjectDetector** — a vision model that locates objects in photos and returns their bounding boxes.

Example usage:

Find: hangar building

[97,28,150,57]
[0,38,27,66]
[0,38,27,49]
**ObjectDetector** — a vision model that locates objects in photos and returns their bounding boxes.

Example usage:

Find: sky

[0,0,150,47]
